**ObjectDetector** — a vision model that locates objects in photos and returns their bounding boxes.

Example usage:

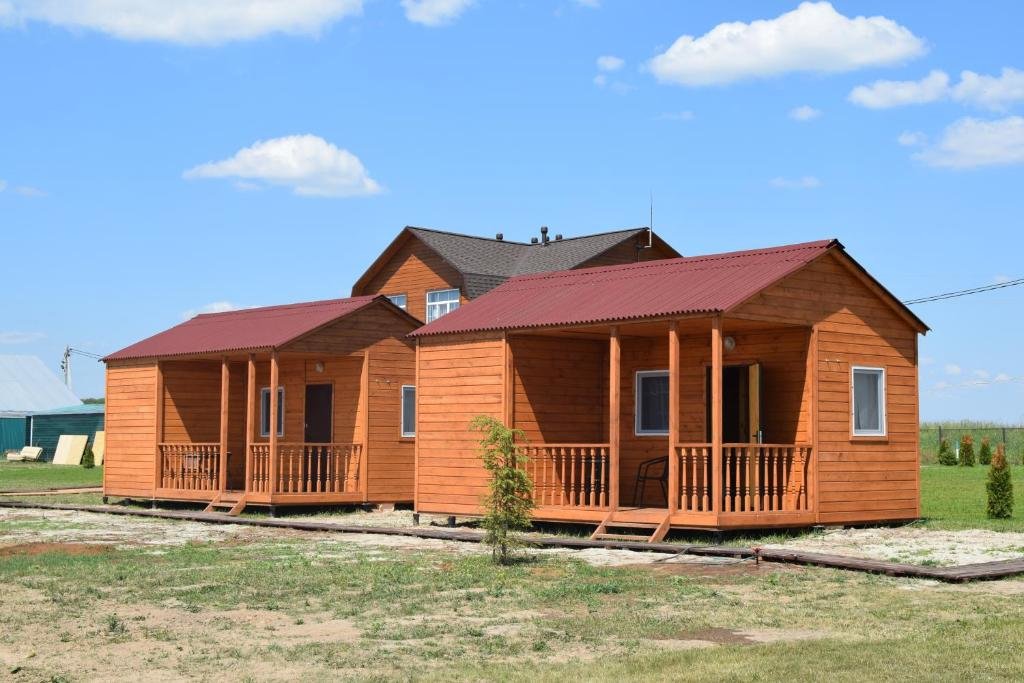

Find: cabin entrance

[304,384,333,443]
[706,363,762,443]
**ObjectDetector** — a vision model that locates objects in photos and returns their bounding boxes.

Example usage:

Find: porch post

[502,333,514,428]
[668,320,680,513]
[219,357,230,492]
[359,351,370,501]
[608,326,621,511]
[244,354,255,494]
[268,351,280,496]
[711,315,723,517]
[153,360,164,496]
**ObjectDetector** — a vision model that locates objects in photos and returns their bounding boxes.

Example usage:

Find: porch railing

[518,443,610,509]
[158,443,220,491]
[674,443,813,514]
[249,443,363,495]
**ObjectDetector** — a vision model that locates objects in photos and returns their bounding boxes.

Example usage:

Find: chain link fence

[920,425,1024,465]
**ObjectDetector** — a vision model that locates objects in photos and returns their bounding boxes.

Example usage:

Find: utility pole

[61,346,73,392]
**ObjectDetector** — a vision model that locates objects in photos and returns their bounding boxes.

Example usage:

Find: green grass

[0,514,1022,682]
[919,464,1023,531]
[0,462,103,492]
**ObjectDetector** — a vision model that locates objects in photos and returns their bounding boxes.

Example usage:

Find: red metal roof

[411,240,841,336]
[106,296,384,361]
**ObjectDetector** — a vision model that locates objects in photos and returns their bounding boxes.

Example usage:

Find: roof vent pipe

[531,237,539,244]
[495,233,503,241]
[540,225,550,246]
[555,234,563,241]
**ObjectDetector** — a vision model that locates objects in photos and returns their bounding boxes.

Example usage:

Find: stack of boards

[49,431,105,465]
[51,435,88,465]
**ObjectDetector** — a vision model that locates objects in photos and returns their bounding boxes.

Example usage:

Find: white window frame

[851,366,886,437]
[386,293,408,310]
[635,370,670,436]
[401,385,416,438]
[425,288,460,323]
[259,386,285,438]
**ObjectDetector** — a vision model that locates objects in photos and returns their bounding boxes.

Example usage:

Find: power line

[903,277,1024,305]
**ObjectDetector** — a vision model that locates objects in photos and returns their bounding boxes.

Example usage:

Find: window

[852,367,886,437]
[401,385,416,437]
[386,294,407,310]
[260,387,285,437]
[426,288,460,323]
[635,370,669,435]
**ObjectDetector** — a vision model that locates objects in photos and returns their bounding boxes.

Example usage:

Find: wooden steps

[202,491,247,516]
[590,508,672,543]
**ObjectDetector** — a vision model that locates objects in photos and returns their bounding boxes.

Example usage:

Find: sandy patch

[0,508,282,548]
[765,526,1024,567]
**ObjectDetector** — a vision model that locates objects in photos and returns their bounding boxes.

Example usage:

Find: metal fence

[920,426,1024,465]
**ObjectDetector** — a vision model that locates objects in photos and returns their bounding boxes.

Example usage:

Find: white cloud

[647,2,924,87]
[945,363,962,376]
[0,179,6,192]
[994,373,1012,383]
[916,116,1024,169]
[596,55,624,72]
[184,135,382,197]
[182,301,239,320]
[921,356,935,366]
[770,176,821,189]
[933,380,952,391]
[401,0,474,27]
[952,67,1024,111]
[0,331,45,344]
[0,0,363,45]
[573,0,601,7]
[994,274,1014,284]
[14,185,46,197]
[974,369,991,380]
[848,70,949,109]
[658,111,696,121]
[593,74,607,87]
[898,131,927,147]
[789,105,821,121]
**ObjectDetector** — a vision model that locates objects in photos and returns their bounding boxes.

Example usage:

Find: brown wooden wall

[416,333,505,514]
[353,235,464,321]
[104,360,158,498]
[734,251,920,524]
[579,239,677,269]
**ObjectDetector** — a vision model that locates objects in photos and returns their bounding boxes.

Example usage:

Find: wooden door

[748,363,763,443]
[304,384,333,443]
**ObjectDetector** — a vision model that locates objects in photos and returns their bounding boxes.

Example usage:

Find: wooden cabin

[103,296,418,514]
[411,239,929,540]
[352,226,679,322]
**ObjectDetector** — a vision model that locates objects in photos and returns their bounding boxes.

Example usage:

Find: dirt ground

[765,525,1024,566]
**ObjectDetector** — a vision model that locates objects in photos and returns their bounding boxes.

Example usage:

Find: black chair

[632,455,669,507]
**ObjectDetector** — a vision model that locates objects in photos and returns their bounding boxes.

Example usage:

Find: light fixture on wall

[314,361,325,373]
[723,336,736,352]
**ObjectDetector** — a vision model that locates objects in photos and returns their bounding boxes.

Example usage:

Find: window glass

[426,289,460,322]
[853,368,885,435]
[636,371,669,435]
[401,385,416,437]
[260,387,285,437]
[387,294,407,310]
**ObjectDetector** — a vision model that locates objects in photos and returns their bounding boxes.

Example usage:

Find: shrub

[470,415,535,564]
[958,434,975,467]
[986,444,1014,519]
[979,438,993,466]
[81,446,95,469]
[937,438,956,466]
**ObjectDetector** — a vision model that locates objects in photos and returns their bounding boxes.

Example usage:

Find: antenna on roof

[636,191,654,261]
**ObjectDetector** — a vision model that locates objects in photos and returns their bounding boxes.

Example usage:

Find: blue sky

[1,1,1023,421]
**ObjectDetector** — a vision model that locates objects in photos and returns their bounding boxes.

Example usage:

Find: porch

[506,315,817,535]
[152,351,369,510]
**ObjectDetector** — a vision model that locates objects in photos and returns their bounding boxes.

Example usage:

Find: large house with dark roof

[352,226,679,322]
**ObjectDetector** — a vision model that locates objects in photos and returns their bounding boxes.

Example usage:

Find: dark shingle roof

[407,227,671,297]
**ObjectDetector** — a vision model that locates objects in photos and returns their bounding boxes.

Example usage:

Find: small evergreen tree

[958,434,975,467]
[937,438,956,466]
[978,437,992,466]
[986,444,1013,519]
[470,416,535,564]
[81,446,95,469]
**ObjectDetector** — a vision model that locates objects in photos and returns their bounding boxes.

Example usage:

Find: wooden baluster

[753,446,761,513]
[724,448,733,513]
[701,447,709,512]
[775,448,783,511]
[600,448,608,508]
[688,449,696,511]
[589,447,597,508]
